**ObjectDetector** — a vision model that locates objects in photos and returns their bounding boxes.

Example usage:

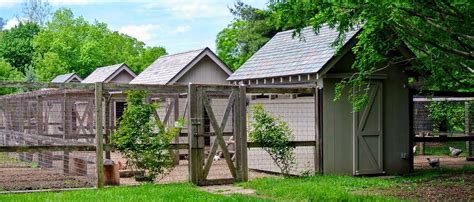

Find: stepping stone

[200,185,256,195]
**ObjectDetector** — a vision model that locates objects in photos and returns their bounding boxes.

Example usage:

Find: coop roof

[81,63,136,83]
[51,73,82,83]
[228,25,361,81]
[130,47,232,85]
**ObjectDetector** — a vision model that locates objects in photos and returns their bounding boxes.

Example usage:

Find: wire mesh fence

[0,82,320,190]
[247,93,317,176]
[0,88,97,191]
[412,96,473,169]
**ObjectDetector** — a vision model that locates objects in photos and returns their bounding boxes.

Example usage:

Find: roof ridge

[95,63,123,70]
[159,48,205,59]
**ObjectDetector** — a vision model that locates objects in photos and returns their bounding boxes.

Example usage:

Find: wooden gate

[188,84,248,185]
[353,81,384,175]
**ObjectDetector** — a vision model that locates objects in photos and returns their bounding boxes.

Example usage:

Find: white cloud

[48,0,116,6]
[4,18,25,29]
[0,0,21,7]
[0,0,119,7]
[142,0,231,20]
[171,25,190,34]
[118,24,161,42]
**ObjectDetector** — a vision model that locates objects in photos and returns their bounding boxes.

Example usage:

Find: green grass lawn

[0,183,266,202]
[1,166,472,202]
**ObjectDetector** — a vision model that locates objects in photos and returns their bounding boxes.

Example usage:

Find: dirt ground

[414,155,474,169]
[379,155,474,200]
[0,167,93,191]
[119,160,273,186]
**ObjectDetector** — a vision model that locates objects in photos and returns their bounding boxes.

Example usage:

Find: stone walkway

[200,185,256,196]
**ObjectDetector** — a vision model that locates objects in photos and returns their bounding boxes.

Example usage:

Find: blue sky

[0,0,267,54]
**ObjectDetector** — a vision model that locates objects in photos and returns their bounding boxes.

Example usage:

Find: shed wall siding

[322,79,353,174]
[175,56,230,84]
[322,52,410,175]
[109,71,135,83]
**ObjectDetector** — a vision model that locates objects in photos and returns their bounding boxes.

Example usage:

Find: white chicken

[449,147,462,157]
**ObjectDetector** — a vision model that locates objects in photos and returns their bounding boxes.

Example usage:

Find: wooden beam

[0,81,95,89]
[323,73,388,80]
[188,84,204,185]
[314,87,322,174]
[414,136,474,142]
[238,85,248,181]
[0,145,96,152]
[95,82,105,188]
[410,89,474,98]
[247,141,317,147]
[466,101,472,158]
[246,86,315,94]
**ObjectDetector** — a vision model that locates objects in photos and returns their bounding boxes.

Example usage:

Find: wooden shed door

[353,81,384,175]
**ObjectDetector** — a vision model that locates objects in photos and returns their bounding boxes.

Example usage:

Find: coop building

[229,25,414,175]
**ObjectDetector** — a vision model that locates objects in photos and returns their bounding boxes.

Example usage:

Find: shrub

[112,90,181,182]
[249,104,295,175]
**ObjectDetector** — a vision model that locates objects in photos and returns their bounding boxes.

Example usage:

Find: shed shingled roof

[227,25,360,81]
[51,73,81,83]
[130,48,220,85]
[81,63,134,83]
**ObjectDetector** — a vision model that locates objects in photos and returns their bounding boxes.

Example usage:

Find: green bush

[249,104,295,175]
[112,90,181,182]
[427,101,467,133]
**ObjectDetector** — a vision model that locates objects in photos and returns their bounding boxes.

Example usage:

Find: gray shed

[81,63,136,84]
[51,73,82,83]
[130,48,234,148]
[130,48,232,85]
[229,25,414,175]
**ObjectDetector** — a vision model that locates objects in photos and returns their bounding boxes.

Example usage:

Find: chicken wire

[412,97,473,162]
[0,89,97,191]
[105,90,190,185]
[247,94,317,175]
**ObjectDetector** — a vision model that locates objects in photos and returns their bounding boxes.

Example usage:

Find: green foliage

[0,59,24,95]
[216,1,318,70]
[0,22,40,73]
[33,9,167,81]
[267,1,473,109]
[112,90,180,182]
[249,104,295,175]
[128,46,167,73]
[427,101,467,132]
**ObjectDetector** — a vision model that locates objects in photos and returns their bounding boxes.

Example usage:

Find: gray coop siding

[175,56,230,84]
[108,71,135,83]
[322,53,410,175]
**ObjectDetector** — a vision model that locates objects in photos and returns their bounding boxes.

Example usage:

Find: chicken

[413,145,417,154]
[427,158,440,168]
[449,147,462,157]
[213,151,222,161]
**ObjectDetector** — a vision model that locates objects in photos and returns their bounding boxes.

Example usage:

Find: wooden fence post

[173,95,180,165]
[314,86,322,174]
[466,101,472,160]
[63,93,70,174]
[95,82,105,188]
[188,84,204,185]
[238,85,248,181]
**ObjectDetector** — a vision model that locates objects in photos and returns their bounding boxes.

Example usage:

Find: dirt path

[414,155,474,169]
[200,185,256,195]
